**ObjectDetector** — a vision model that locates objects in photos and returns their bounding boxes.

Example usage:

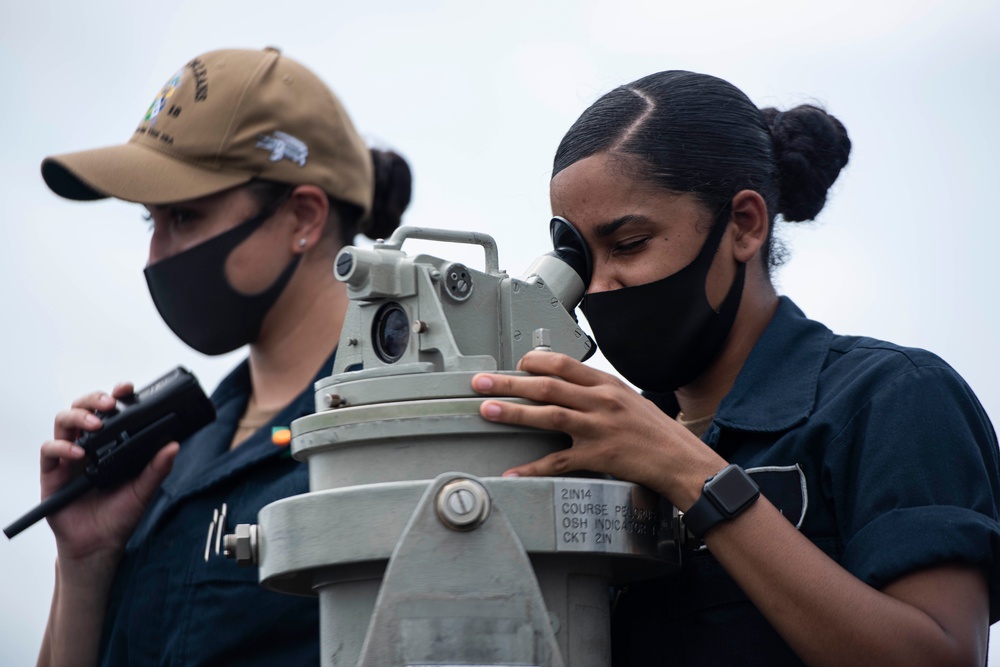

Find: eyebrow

[593,214,652,238]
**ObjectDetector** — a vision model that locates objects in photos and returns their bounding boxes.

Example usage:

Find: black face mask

[579,214,745,393]
[144,196,300,356]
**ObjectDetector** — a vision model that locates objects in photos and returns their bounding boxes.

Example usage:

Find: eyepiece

[550,217,592,287]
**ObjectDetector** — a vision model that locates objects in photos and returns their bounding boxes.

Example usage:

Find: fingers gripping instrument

[4,367,216,538]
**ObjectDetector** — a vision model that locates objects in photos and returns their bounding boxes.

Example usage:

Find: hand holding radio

[6,367,216,543]
[38,384,176,560]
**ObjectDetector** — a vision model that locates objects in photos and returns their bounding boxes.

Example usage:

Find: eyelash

[142,208,196,231]
[612,237,651,255]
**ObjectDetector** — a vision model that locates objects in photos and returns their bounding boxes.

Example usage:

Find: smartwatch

[683,464,760,540]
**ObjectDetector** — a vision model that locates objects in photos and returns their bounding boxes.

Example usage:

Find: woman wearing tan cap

[36,47,411,667]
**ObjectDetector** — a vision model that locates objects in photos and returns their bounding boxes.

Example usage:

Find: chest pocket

[175,465,318,666]
[181,546,319,666]
[747,464,807,529]
[184,464,308,589]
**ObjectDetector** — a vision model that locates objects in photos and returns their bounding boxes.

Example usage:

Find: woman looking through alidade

[472,71,1000,665]
[36,47,411,667]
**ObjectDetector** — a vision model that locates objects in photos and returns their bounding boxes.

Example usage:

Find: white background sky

[1,1,998,664]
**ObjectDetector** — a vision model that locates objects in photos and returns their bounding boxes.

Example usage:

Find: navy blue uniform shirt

[98,354,332,666]
[614,297,1000,666]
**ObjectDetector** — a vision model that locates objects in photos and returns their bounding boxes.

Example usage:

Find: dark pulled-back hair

[553,71,851,268]
[248,148,412,247]
[359,148,412,243]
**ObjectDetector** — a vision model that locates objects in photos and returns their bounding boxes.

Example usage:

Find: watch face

[709,466,760,514]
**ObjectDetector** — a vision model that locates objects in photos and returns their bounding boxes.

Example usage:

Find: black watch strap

[683,464,760,540]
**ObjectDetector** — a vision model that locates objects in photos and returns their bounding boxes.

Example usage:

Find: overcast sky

[1,1,998,663]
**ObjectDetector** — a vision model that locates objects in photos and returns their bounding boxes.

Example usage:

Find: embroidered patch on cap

[256,131,309,167]
[145,69,183,127]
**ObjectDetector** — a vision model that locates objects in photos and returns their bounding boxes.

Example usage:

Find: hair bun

[762,105,851,222]
[364,148,412,240]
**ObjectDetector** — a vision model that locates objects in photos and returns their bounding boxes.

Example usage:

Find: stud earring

[298,239,307,249]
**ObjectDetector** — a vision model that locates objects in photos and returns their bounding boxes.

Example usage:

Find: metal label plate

[552,480,661,553]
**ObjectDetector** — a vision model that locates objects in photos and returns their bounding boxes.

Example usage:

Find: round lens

[373,302,410,363]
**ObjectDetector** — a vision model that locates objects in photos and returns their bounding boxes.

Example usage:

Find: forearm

[38,554,120,667]
[471,357,988,664]
[704,498,986,667]
[631,429,987,667]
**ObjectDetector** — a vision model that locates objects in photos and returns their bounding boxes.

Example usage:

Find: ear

[287,185,330,254]
[729,189,769,264]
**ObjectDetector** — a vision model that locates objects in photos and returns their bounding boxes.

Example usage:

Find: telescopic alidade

[225,224,680,666]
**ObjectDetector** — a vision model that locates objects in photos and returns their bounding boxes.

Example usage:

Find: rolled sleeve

[843,505,1000,586]
[828,362,1000,619]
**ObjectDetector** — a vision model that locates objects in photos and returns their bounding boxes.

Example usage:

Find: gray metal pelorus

[224,227,680,666]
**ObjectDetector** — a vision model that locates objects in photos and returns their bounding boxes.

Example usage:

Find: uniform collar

[713,296,832,434]
[161,349,335,502]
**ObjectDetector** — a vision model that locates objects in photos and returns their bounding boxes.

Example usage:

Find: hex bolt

[435,479,491,531]
[324,393,346,408]
[223,523,259,567]
[532,328,552,351]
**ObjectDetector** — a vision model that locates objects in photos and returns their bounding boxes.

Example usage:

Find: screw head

[447,488,476,515]
[436,479,491,531]
[335,252,354,277]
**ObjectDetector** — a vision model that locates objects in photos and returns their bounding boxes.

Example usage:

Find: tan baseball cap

[41,46,374,214]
